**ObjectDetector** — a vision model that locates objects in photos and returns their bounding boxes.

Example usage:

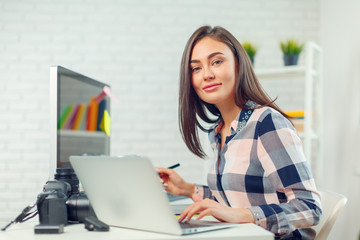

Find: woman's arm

[156,167,195,198]
[250,111,322,235]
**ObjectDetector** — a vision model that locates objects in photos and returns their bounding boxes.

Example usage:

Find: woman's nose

[203,67,215,80]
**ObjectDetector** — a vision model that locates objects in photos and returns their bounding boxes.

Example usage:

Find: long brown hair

[179,25,289,158]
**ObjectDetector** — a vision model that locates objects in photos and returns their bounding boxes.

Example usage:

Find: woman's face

[190,37,237,108]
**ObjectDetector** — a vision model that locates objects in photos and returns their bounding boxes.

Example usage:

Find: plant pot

[250,57,254,65]
[283,54,299,66]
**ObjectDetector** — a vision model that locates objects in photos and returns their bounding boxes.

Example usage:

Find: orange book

[87,97,98,131]
[86,104,92,131]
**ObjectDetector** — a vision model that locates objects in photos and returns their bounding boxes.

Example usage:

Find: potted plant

[280,39,304,66]
[242,42,257,65]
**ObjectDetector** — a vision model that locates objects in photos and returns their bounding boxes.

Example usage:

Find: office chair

[312,190,347,240]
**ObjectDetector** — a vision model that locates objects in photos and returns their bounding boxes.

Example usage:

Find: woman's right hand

[156,167,195,198]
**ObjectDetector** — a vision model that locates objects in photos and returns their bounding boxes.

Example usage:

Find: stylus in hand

[167,163,180,169]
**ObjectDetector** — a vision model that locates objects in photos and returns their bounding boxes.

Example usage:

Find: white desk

[1,219,274,240]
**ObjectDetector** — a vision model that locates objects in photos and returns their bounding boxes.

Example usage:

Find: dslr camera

[37,168,96,226]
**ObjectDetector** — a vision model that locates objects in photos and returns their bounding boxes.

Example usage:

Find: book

[87,97,99,131]
[72,104,86,130]
[80,106,88,130]
[58,105,73,129]
[292,119,304,132]
[64,105,80,129]
[97,99,107,131]
[285,110,305,118]
[99,109,111,136]
[86,104,92,131]
[286,110,305,133]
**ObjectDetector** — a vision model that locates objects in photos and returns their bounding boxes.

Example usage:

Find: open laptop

[69,155,236,235]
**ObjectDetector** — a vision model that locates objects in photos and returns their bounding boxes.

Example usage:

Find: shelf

[59,129,109,138]
[255,66,318,79]
[255,66,305,78]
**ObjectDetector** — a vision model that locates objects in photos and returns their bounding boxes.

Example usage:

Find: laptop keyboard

[179,220,236,234]
[180,222,209,229]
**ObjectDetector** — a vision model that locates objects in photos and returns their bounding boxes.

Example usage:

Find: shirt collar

[213,100,257,135]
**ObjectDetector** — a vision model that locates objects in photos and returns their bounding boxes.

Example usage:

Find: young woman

[157,26,322,239]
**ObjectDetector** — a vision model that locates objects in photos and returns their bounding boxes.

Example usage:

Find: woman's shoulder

[250,105,283,122]
[250,105,293,132]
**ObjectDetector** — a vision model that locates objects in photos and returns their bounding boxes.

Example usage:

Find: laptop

[69,155,236,235]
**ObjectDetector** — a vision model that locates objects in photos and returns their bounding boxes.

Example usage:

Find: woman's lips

[203,83,222,92]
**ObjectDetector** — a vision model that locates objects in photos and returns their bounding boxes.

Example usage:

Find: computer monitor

[49,66,111,179]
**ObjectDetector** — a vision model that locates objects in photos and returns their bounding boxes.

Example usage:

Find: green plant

[280,39,304,55]
[242,42,257,60]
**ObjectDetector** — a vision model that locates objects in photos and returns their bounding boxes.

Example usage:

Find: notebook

[69,155,236,235]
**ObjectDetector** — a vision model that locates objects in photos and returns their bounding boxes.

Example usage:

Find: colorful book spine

[58,105,73,129]
[86,104,92,131]
[72,104,86,130]
[87,97,99,131]
[80,106,88,130]
[285,110,305,119]
[99,109,111,136]
[97,99,107,131]
[64,105,80,129]
[286,110,305,133]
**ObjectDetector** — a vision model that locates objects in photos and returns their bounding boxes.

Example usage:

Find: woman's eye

[212,59,223,66]
[191,67,200,72]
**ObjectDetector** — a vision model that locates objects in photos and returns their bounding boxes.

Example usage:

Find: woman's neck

[217,101,242,128]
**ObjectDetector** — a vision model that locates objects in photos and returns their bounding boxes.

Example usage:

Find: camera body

[37,168,96,225]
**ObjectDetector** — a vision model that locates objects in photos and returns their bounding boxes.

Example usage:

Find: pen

[167,163,180,169]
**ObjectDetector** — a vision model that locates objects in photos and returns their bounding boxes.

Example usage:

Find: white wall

[0,0,323,230]
[320,0,360,239]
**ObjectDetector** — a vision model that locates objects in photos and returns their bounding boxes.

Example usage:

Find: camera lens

[66,193,96,223]
[54,168,79,193]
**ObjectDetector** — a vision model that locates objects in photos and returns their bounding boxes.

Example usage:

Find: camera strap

[1,190,54,231]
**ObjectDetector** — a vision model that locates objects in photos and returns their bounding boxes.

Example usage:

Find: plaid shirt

[194,101,322,238]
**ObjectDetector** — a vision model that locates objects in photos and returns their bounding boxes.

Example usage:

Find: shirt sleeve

[193,184,216,201]
[247,111,322,235]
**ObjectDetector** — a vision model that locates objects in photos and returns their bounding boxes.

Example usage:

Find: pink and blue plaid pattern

[194,102,322,238]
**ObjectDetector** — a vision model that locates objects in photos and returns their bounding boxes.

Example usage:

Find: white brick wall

[0,0,319,225]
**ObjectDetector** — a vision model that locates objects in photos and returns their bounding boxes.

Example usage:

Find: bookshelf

[255,42,323,186]
[57,129,110,168]
[59,129,109,138]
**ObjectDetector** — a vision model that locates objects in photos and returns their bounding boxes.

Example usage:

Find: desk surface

[2,199,274,240]
[1,219,274,240]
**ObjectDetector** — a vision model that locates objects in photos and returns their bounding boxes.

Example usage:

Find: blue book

[97,99,107,131]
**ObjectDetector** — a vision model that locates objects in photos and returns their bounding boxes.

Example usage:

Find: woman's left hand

[178,198,255,224]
